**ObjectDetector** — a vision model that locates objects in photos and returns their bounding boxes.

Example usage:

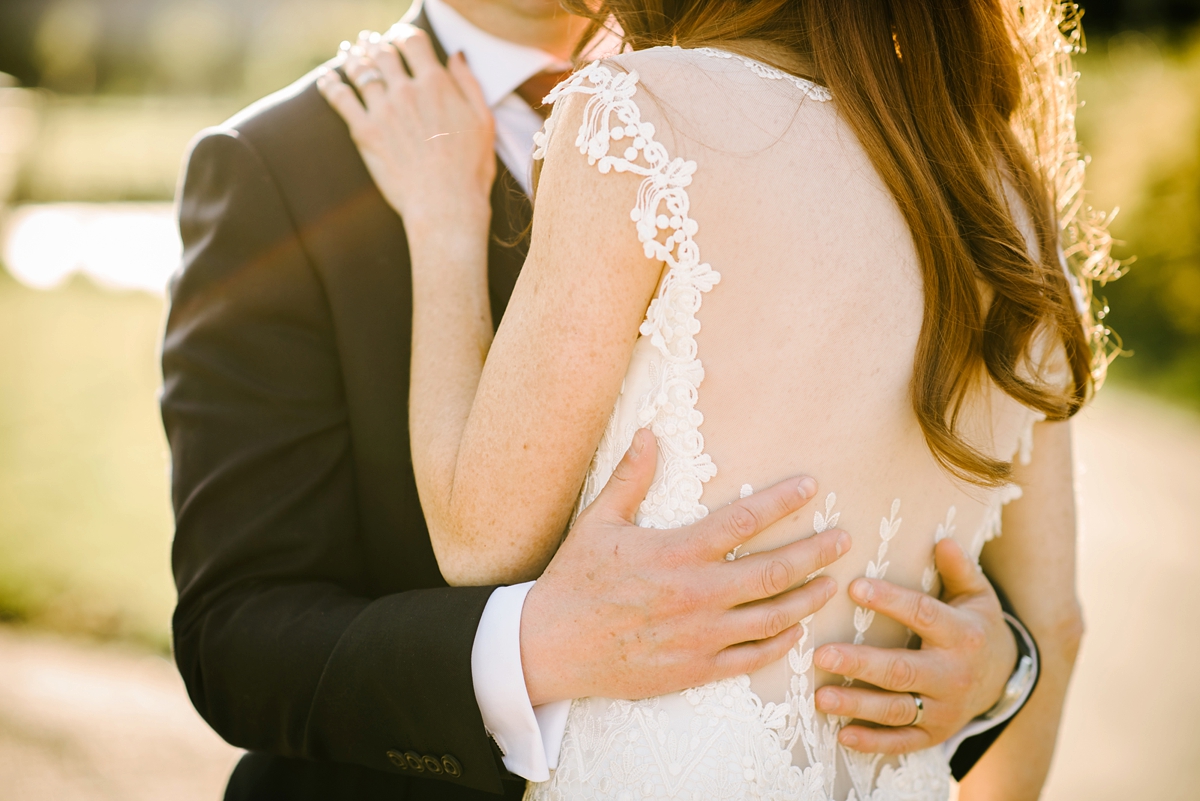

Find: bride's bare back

[525,46,1053,800]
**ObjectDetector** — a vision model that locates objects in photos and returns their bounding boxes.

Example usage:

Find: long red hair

[565,0,1119,486]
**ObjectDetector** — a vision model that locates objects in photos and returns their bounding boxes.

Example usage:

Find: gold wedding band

[908,692,925,727]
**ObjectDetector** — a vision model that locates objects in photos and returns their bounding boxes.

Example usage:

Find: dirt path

[0,388,1196,799]
[0,629,240,800]
[1044,389,1200,800]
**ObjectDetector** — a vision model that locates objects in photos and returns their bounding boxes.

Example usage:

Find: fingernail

[816,647,842,671]
[841,732,859,748]
[797,477,817,499]
[836,531,851,556]
[851,579,873,603]
[629,429,645,458]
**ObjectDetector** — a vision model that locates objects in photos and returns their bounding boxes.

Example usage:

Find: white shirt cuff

[942,612,1039,758]
[471,581,571,782]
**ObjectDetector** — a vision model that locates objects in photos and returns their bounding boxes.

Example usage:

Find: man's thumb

[936,536,989,600]
[591,428,657,523]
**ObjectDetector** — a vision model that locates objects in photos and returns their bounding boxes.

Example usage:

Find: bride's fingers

[394,26,440,79]
[369,40,409,89]
[316,70,368,135]
[343,53,388,108]
[448,52,491,122]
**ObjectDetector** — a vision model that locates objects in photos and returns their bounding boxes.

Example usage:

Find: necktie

[514,69,573,118]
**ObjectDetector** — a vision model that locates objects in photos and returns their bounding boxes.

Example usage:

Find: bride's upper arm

[446,82,667,583]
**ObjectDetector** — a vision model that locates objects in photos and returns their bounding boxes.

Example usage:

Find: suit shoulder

[183,58,373,229]
[226,62,336,141]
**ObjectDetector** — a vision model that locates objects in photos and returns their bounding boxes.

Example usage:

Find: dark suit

[163,13,1020,800]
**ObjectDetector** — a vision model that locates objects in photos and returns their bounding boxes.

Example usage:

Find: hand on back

[812,538,1018,754]
[318,27,496,238]
[521,429,850,706]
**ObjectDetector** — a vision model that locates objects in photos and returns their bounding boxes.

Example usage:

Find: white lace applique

[1016,410,1046,466]
[921,507,958,594]
[536,59,720,531]
[527,49,950,801]
[690,47,833,103]
[853,500,903,647]
[805,493,841,580]
[814,493,841,533]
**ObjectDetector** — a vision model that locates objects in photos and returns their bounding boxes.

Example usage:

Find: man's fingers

[846,577,959,647]
[837,722,932,756]
[813,642,934,694]
[697,477,819,559]
[725,530,848,605]
[724,577,836,643]
[935,536,991,601]
[712,624,803,679]
[586,429,658,525]
[814,685,923,728]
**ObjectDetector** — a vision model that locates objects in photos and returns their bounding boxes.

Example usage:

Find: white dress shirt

[407,0,1029,782]
[420,0,571,195]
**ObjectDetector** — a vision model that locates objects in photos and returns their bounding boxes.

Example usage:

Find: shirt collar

[416,0,571,109]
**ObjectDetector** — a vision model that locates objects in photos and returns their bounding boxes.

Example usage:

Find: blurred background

[0,0,1197,798]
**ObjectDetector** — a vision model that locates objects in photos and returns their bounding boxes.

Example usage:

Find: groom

[162,0,1039,798]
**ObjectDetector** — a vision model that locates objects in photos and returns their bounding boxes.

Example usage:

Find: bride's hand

[318,28,496,239]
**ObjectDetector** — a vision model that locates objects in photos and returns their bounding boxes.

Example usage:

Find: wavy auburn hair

[565,0,1120,486]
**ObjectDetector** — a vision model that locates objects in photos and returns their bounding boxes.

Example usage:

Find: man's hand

[521,429,851,706]
[811,537,1018,754]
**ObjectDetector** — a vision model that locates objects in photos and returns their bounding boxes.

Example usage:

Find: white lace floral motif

[526,48,952,801]
[535,58,719,530]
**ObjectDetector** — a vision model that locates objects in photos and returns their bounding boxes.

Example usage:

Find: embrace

[162,0,1105,799]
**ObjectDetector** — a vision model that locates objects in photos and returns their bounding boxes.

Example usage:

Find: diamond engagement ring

[907,693,925,727]
[353,69,386,90]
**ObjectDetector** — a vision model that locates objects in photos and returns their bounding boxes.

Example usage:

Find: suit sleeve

[162,128,508,794]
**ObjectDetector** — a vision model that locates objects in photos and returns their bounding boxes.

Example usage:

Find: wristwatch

[979,612,1039,722]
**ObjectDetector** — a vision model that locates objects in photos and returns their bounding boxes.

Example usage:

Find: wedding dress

[526,45,1048,801]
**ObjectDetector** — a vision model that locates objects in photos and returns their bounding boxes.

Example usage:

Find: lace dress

[526,46,1045,801]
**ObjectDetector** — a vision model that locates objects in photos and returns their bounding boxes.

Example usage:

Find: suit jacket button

[422,755,444,774]
[442,755,463,777]
[404,751,425,772]
[386,750,408,770]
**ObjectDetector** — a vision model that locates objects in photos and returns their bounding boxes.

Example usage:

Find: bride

[320,0,1109,797]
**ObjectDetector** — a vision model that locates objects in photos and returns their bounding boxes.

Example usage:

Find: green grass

[0,271,174,650]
